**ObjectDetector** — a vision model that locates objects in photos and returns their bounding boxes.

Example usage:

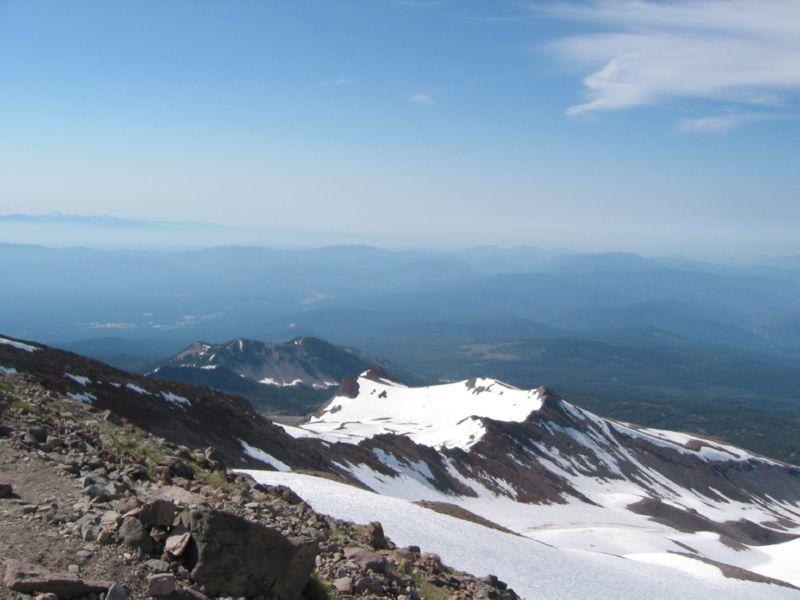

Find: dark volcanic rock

[4,559,111,597]
[366,521,388,550]
[139,499,178,527]
[118,516,154,553]
[187,508,317,599]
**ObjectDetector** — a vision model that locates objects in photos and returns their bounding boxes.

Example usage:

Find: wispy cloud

[322,77,352,87]
[545,0,800,130]
[674,111,788,134]
[408,92,436,106]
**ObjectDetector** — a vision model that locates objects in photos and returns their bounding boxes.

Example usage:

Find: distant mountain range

[5,241,800,460]
[148,336,402,415]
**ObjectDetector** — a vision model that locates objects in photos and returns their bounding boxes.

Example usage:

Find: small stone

[100,510,122,530]
[147,573,176,596]
[67,564,80,574]
[0,483,12,498]
[165,531,191,557]
[106,583,130,600]
[76,549,93,560]
[333,577,353,594]
[34,594,58,600]
[27,426,47,444]
[146,559,171,573]
[343,547,387,574]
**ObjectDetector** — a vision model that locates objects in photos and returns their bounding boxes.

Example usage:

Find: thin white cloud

[322,78,352,87]
[545,0,800,128]
[408,92,436,106]
[674,111,786,134]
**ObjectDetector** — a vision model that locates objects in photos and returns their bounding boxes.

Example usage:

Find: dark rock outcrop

[3,559,112,597]
[186,508,318,599]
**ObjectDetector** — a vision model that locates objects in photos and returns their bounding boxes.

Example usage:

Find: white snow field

[241,470,800,600]
[275,374,800,591]
[301,376,544,449]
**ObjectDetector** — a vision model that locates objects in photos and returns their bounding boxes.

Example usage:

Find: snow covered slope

[304,373,544,448]
[242,470,800,600]
[277,372,800,592]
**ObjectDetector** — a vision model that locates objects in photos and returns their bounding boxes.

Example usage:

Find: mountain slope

[149,336,396,415]
[4,333,800,594]
[280,370,800,588]
[0,334,332,472]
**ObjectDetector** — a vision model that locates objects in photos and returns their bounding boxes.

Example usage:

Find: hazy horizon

[2,212,800,262]
[2,1,799,257]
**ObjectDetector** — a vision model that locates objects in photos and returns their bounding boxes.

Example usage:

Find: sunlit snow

[68,391,96,404]
[0,336,40,352]
[161,391,190,408]
[240,470,799,600]
[65,372,91,386]
[300,376,543,450]
[238,439,291,472]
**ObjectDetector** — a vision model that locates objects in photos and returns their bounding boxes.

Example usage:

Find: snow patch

[0,366,17,375]
[0,336,39,352]
[65,372,91,386]
[68,391,96,404]
[259,377,304,387]
[125,383,150,395]
[238,440,291,472]
[161,391,191,408]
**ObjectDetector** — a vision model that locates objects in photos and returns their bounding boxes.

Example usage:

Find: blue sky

[1,0,799,256]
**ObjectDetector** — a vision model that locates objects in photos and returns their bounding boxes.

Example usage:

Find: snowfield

[272,374,800,592]
[300,376,544,449]
[241,470,800,600]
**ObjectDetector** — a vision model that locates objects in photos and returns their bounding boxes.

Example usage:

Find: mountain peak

[150,336,401,414]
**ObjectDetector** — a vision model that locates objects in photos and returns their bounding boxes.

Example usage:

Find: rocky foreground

[0,371,519,600]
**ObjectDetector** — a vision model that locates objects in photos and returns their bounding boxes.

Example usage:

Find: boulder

[140,499,178,527]
[366,521,388,550]
[147,573,176,596]
[118,516,153,553]
[186,508,317,598]
[4,559,111,597]
[343,547,387,574]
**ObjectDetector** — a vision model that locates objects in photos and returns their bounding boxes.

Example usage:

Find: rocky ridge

[0,370,520,599]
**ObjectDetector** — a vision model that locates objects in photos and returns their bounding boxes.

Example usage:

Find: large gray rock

[186,508,317,599]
